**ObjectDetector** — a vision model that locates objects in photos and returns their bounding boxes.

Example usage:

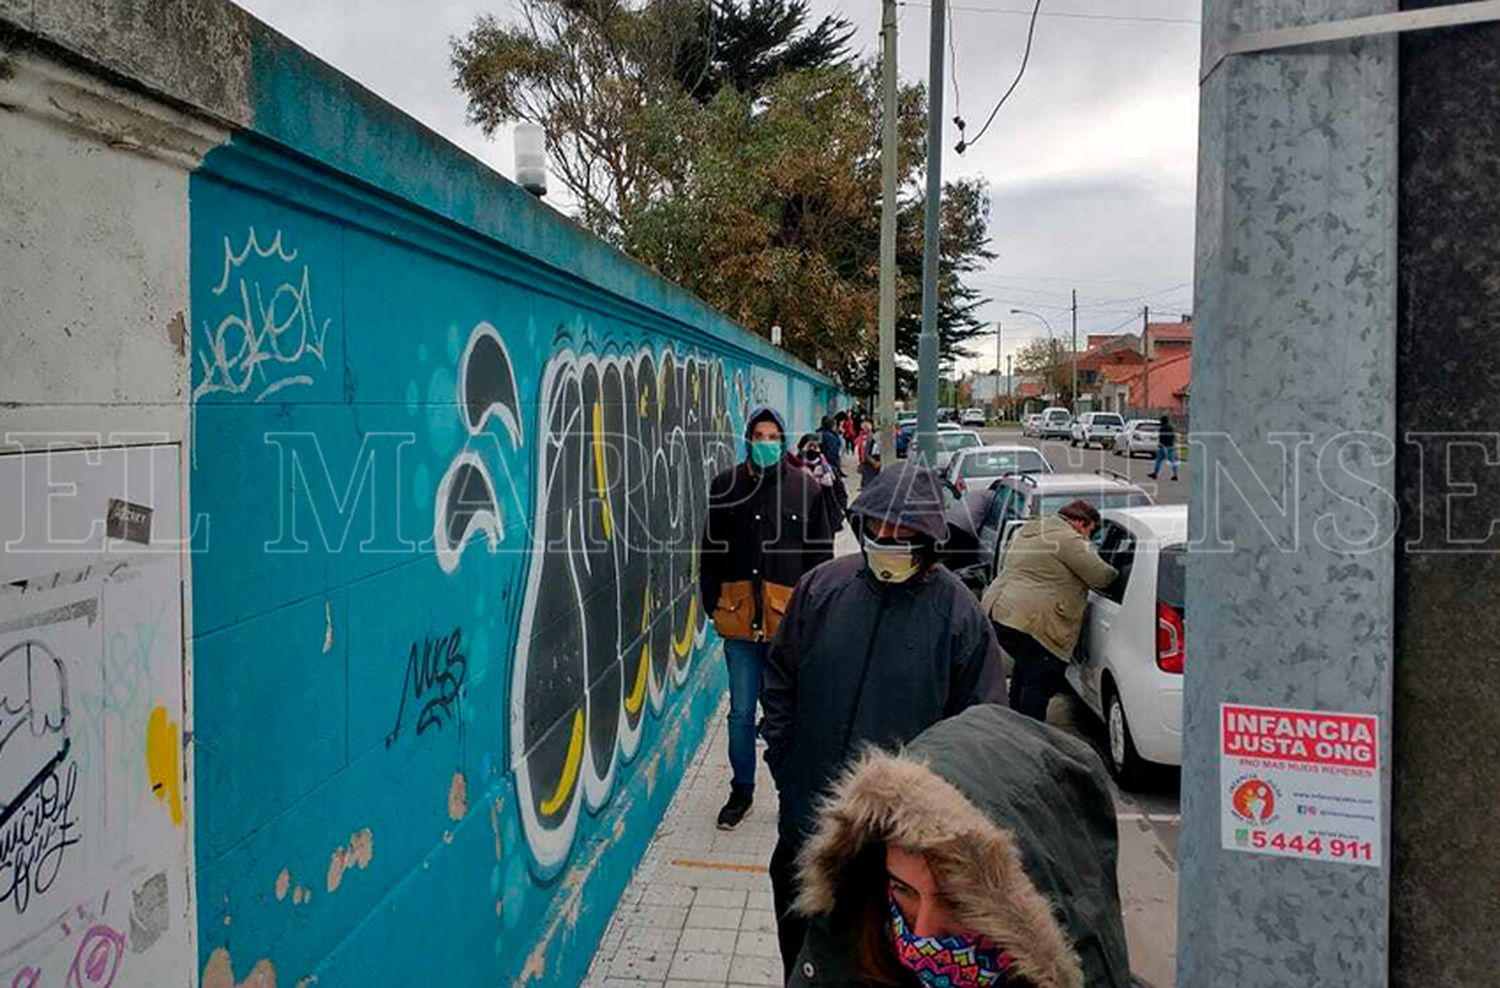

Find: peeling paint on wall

[448,772,467,821]
[324,828,374,894]
[203,948,277,988]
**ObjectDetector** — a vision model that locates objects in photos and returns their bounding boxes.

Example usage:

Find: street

[975,425,1184,985]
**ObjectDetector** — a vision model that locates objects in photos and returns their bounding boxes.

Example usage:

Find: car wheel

[1105,684,1149,789]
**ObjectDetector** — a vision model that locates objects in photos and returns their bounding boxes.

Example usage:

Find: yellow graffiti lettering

[146,704,183,826]
[591,401,613,540]
[624,642,650,716]
[539,709,584,817]
[673,596,696,658]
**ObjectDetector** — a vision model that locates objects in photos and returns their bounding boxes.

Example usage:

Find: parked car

[942,444,1054,499]
[961,407,987,428]
[910,428,984,472]
[1021,413,1043,437]
[1037,406,1073,440]
[894,415,918,457]
[1071,412,1126,448]
[965,471,1154,586]
[1067,505,1187,786]
[1111,418,1161,458]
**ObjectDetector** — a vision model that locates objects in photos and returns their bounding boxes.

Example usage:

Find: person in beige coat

[981,500,1118,720]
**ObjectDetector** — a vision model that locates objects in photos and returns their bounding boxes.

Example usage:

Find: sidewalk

[581,707,784,988]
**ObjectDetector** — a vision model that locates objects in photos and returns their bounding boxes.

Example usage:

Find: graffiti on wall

[427,323,744,870]
[194,228,329,402]
[0,446,189,986]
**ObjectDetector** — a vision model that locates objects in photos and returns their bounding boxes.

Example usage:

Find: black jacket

[762,463,1003,845]
[790,705,1132,988]
[700,457,834,642]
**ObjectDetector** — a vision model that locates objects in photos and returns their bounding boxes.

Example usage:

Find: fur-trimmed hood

[793,705,1131,987]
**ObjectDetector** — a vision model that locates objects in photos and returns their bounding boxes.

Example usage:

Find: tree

[1014,337,1074,403]
[451,9,993,389]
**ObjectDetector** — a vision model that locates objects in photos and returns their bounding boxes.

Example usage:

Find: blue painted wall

[187,128,835,985]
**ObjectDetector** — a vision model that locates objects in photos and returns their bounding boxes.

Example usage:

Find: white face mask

[863,534,923,583]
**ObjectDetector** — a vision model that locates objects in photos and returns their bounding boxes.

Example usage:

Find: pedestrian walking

[762,462,1004,976]
[700,405,834,831]
[858,436,881,487]
[819,415,845,467]
[797,432,849,536]
[981,501,1117,721]
[787,703,1132,988]
[1148,415,1179,481]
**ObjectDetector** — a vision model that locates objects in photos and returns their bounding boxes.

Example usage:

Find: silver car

[1111,419,1162,458]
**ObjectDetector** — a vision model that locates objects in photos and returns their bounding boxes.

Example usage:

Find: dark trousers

[770,838,808,980]
[995,623,1068,721]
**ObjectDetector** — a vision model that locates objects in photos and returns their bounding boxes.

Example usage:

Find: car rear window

[1137,421,1160,431]
[960,450,1049,477]
[1157,545,1187,609]
[937,432,981,451]
[1095,415,1124,427]
[1036,491,1152,516]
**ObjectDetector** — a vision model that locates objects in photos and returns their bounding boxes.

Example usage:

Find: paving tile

[608,945,674,982]
[618,925,682,956]
[738,909,778,933]
[686,904,744,930]
[724,954,784,986]
[668,950,732,984]
[629,903,690,930]
[678,926,739,955]
[639,884,696,908]
[595,980,660,988]
[694,888,748,909]
[733,931,779,959]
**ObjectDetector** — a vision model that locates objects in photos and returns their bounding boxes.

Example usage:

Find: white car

[1036,407,1073,440]
[1067,505,1187,786]
[1021,413,1043,437]
[942,444,1054,498]
[960,407,987,428]
[1070,412,1125,448]
[1112,419,1162,458]
[911,428,984,472]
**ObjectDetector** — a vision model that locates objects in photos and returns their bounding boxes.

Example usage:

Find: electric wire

[957,0,1043,152]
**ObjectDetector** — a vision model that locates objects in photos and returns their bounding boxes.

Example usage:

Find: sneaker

[716,788,753,830]
[1146,473,1158,480]
[1171,474,1179,481]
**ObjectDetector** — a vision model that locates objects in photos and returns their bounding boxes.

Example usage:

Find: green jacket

[789,704,1132,988]
[981,516,1117,661]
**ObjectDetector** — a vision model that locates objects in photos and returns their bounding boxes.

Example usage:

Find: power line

[948,4,965,136]
[957,0,1043,152]
[900,2,1199,25]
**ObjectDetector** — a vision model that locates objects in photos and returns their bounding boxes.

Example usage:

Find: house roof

[1147,320,1194,342]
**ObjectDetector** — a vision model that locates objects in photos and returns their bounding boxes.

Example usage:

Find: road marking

[1117,812,1182,825]
[668,859,769,874]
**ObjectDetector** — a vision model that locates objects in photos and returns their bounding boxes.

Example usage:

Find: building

[1073,317,1193,416]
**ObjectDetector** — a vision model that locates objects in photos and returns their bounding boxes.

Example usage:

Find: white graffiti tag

[194,229,329,402]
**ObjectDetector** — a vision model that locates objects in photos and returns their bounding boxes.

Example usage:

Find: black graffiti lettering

[385,628,467,746]
[0,760,81,915]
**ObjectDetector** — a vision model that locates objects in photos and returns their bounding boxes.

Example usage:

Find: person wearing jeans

[700,405,833,830]
[981,500,1118,722]
[1149,414,1180,481]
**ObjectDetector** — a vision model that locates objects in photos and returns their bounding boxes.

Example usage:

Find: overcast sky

[233,0,1201,374]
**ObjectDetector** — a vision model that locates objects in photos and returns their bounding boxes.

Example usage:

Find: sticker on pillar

[1220,704,1380,866]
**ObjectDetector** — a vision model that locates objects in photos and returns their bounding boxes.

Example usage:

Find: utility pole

[915,0,945,462]
[878,0,899,457]
[994,321,1002,416]
[1070,289,1079,413]
[1006,353,1013,421]
[1142,304,1151,412]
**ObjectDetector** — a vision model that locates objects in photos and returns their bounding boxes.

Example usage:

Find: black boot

[716,786,754,830]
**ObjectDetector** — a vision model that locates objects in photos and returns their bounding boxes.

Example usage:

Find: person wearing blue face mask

[761,461,1005,977]
[789,704,1132,988]
[701,405,834,832]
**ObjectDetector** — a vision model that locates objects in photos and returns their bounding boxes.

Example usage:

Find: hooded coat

[981,515,1117,662]
[701,405,834,643]
[762,463,1004,846]
[790,704,1132,988]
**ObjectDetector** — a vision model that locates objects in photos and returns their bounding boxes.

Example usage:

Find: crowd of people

[698,404,1133,988]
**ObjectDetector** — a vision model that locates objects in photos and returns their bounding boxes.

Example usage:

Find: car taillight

[1156,601,1185,674]
[954,478,966,493]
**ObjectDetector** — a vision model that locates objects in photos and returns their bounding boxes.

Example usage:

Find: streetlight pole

[1071,289,1079,413]
[915,0,946,462]
[1009,307,1056,404]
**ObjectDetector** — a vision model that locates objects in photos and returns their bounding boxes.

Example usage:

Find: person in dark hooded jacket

[789,703,1132,988]
[701,405,835,831]
[761,461,1004,976]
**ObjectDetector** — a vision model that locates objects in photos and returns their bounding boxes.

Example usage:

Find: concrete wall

[1,4,837,985]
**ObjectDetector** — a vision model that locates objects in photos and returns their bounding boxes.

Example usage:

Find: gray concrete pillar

[1180,1,1398,984]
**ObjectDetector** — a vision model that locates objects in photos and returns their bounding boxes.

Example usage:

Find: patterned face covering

[888,897,1014,988]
